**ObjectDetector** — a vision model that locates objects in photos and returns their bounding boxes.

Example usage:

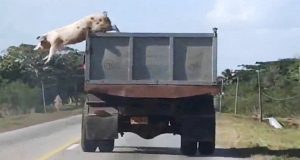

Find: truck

[81,28,220,156]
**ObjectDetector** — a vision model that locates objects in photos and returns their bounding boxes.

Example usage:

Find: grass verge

[0,107,81,133]
[216,113,300,159]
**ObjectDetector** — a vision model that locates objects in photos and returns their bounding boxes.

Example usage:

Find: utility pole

[234,77,239,115]
[41,80,47,113]
[298,65,300,83]
[219,79,224,112]
[35,69,47,113]
[257,70,262,122]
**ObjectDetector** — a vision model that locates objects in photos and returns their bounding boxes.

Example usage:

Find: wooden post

[234,77,239,115]
[35,69,47,114]
[298,65,300,83]
[41,80,47,113]
[219,79,224,112]
[257,70,262,122]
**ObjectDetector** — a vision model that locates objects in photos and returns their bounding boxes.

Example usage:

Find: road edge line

[36,138,80,160]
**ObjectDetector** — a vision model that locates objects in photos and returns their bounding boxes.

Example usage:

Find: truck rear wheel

[198,141,215,155]
[180,137,197,156]
[81,117,97,152]
[81,103,97,152]
[98,140,114,152]
[81,135,97,152]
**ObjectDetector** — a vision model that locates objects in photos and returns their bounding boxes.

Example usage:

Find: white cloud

[205,0,297,29]
[206,0,257,26]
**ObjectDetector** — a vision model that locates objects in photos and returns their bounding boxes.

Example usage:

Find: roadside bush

[0,81,41,115]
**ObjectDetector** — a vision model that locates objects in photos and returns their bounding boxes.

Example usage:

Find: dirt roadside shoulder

[0,109,81,133]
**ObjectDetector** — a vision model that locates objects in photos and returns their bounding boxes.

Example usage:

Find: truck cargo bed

[84,30,218,98]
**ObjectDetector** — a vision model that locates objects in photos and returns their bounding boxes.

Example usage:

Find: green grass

[251,155,300,160]
[217,113,300,149]
[217,113,300,159]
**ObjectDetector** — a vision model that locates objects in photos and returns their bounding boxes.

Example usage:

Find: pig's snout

[111,25,120,32]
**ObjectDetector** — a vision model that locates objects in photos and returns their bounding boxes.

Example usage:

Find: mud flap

[180,115,215,142]
[84,114,118,140]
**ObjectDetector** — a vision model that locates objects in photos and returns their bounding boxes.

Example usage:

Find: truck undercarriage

[82,93,216,155]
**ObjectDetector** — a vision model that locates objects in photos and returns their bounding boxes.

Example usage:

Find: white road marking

[66,143,79,150]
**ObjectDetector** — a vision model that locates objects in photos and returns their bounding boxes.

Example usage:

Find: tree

[0,44,85,112]
[221,69,235,85]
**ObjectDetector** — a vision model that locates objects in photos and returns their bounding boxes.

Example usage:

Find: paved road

[0,115,249,160]
[0,115,81,160]
[50,133,249,160]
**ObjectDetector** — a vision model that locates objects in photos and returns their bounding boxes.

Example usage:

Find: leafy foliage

[221,58,300,117]
[0,81,40,114]
[0,44,85,115]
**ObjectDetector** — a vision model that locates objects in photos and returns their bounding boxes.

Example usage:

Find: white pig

[34,11,119,64]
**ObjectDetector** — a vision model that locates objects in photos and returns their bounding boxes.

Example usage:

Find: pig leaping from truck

[34,11,120,64]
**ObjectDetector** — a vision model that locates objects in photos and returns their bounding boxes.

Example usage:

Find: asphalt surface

[0,115,81,160]
[0,115,250,160]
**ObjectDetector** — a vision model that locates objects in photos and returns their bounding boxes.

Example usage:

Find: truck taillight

[130,117,149,125]
[88,107,117,116]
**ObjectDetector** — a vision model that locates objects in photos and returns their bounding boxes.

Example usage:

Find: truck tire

[198,141,215,155]
[81,134,97,152]
[180,137,197,156]
[98,140,114,152]
[81,103,97,152]
[81,121,98,152]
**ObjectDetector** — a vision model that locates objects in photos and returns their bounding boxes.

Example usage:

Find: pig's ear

[103,11,107,17]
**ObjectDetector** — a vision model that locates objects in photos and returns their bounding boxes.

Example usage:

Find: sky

[1,0,300,73]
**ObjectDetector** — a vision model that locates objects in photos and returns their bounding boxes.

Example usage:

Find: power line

[262,92,300,101]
